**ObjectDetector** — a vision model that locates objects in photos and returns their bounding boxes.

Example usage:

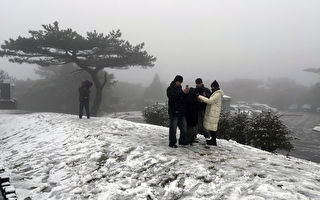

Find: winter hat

[211,80,220,88]
[173,75,183,83]
[195,78,203,84]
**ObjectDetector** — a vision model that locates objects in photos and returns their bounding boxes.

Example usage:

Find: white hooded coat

[198,89,224,131]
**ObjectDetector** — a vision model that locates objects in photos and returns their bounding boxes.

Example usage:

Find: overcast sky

[1,0,320,86]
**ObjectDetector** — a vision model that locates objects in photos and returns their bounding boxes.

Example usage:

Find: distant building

[229,102,277,117]
[222,95,232,113]
[0,80,17,109]
[288,104,299,111]
[251,103,278,113]
[301,104,312,112]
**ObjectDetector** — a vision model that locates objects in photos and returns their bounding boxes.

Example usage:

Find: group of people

[78,75,224,149]
[167,75,224,148]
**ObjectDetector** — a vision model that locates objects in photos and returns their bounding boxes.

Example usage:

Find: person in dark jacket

[185,87,199,145]
[79,80,93,119]
[195,78,212,139]
[167,75,189,148]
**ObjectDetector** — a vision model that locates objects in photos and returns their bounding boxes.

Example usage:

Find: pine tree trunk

[90,71,104,117]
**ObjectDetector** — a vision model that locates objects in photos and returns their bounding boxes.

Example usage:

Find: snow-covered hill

[0,113,320,200]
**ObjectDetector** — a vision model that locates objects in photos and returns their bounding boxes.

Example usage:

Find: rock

[40,186,52,193]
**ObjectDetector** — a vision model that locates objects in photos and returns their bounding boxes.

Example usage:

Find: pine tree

[0,22,156,116]
[143,73,166,102]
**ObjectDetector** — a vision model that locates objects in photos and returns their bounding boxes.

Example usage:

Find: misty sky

[1,0,320,86]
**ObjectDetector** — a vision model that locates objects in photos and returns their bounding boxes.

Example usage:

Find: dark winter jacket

[195,85,211,111]
[79,86,90,101]
[167,81,186,116]
[185,88,199,127]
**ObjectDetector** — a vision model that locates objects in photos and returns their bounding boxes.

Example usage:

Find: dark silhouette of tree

[304,68,320,108]
[304,68,320,76]
[266,78,308,110]
[0,21,156,115]
[143,73,166,102]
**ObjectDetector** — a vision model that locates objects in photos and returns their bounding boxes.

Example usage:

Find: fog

[1,0,320,85]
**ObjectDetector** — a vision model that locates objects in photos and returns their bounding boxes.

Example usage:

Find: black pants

[169,114,187,146]
[209,131,217,145]
[79,100,90,119]
[186,126,195,144]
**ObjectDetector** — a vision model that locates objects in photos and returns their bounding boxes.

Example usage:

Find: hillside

[0,113,320,200]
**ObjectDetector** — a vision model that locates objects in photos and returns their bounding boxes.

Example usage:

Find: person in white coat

[198,80,224,146]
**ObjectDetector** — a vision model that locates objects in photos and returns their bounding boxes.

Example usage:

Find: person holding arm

[198,80,224,146]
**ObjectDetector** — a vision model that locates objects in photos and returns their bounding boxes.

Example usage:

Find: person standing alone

[79,80,93,119]
[167,75,189,148]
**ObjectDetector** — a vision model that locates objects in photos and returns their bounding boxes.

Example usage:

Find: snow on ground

[105,111,144,123]
[1,113,320,200]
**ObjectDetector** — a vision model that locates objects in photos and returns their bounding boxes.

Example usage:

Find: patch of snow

[231,102,278,116]
[251,103,278,112]
[1,112,320,199]
[288,104,299,111]
[105,111,144,123]
[313,125,320,132]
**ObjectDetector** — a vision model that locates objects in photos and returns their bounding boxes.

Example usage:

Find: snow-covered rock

[313,125,320,132]
[0,112,320,200]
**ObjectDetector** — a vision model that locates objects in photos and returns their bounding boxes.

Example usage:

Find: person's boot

[193,135,199,143]
[169,144,178,148]
[206,139,217,146]
[178,141,188,145]
[205,135,212,140]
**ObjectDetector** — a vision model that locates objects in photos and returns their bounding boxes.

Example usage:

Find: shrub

[245,111,293,152]
[143,103,294,152]
[217,112,233,140]
[143,102,169,127]
[230,113,250,145]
